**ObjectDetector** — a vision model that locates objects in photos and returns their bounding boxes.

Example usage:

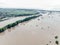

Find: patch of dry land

[0,10,60,45]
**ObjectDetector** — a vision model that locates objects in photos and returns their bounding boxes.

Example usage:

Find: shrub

[6,24,12,29]
[11,23,16,27]
[0,27,6,33]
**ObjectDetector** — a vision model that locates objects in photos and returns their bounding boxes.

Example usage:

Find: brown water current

[0,14,60,45]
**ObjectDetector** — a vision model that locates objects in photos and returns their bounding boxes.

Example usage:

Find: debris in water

[8,29,11,32]
[36,25,38,27]
[41,16,44,19]
[46,44,48,45]
[41,27,44,29]
[38,18,40,20]
[49,41,51,43]
[48,26,50,29]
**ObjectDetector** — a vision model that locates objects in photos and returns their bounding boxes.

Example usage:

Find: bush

[11,23,17,27]
[21,15,40,22]
[0,27,6,33]
[6,24,12,29]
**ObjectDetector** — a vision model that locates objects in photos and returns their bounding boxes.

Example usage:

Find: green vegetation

[0,8,39,22]
[55,36,59,45]
[0,15,40,33]
[0,8,41,33]
[46,44,48,45]
[19,15,40,23]
[0,27,6,33]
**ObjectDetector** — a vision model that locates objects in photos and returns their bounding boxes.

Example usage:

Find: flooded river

[0,14,60,45]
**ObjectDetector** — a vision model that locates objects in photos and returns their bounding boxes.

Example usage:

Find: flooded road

[0,14,60,45]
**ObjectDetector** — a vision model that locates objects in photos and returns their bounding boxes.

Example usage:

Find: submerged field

[0,8,39,22]
[0,8,41,32]
[0,8,60,32]
[0,8,60,45]
[0,10,60,45]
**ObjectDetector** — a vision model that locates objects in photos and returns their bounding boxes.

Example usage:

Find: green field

[0,8,39,22]
[0,8,41,33]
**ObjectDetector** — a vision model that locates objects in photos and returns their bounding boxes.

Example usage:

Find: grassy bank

[0,15,41,33]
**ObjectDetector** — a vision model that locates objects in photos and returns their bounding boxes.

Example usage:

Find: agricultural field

[0,8,39,22]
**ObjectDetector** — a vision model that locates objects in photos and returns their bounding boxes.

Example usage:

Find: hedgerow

[0,15,40,33]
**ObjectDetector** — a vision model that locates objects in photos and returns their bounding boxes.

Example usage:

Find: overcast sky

[0,0,60,10]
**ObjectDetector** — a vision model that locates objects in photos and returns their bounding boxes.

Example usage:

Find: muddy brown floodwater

[0,14,60,45]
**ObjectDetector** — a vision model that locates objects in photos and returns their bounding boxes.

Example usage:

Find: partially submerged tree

[0,27,6,33]
[55,40,59,45]
[55,36,58,39]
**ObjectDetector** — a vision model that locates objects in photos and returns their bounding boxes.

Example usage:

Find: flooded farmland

[0,11,60,45]
[0,8,60,45]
